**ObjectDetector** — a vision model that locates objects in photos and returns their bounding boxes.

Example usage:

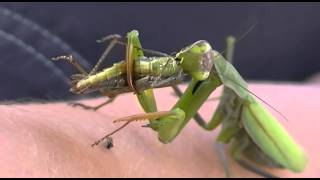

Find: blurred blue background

[0,2,319,101]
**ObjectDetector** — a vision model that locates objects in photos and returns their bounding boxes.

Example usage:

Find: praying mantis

[53,30,307,177]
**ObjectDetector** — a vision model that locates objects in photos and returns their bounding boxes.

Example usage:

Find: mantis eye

[177,40,214,81]
[200,49,214,74]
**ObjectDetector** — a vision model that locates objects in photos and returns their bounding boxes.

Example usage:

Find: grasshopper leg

[53,34,122,76]
[126,31,158,114]
[92,111,173,147]
[68,97,116,111]
[89,34,122,75]
[52,55,88,75]
[53,54,118,110]
[125,34,137,93]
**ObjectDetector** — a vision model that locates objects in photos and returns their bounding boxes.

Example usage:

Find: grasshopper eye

[175,57,182,61]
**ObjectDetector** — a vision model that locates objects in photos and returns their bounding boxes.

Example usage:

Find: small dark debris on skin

[104,137,114,150]
[141,124,151,128]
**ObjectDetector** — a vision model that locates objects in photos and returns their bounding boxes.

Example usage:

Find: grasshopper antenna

[213,21,290,122]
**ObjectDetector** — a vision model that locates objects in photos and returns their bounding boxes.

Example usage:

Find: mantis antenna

[213,21,290,122]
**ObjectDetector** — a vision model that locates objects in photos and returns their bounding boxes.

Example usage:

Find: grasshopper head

[175,40,214,81]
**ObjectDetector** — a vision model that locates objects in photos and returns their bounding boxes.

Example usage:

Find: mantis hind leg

[214,142,231,178]
[235,158,279,178]
[230,131,280,178]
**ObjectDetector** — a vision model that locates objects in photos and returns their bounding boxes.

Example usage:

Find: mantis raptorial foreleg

[125,31,158,113]
[171,85,212,129]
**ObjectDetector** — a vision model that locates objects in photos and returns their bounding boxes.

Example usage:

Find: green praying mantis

[53,30,307,177]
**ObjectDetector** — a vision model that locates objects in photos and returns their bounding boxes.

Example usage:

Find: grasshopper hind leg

[52,55,88,75]
[68,97,116,111]
[89,34,122,75]
[52,54,117,111]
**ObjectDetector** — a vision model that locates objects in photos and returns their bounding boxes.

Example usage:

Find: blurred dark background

[0,2,319,101]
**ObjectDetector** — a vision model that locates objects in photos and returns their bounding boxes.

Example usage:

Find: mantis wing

[126,30,158,113]
[213,52,249,100]
[242,99,307,172]
[213,53,307,172]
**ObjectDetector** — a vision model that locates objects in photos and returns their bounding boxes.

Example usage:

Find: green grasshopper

[53,33,186,112]
[54,30,307,177]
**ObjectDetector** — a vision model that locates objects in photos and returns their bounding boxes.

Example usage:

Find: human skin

[0,83,319,178]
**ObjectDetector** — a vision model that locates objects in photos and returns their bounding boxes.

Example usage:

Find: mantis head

[175,40,214,81]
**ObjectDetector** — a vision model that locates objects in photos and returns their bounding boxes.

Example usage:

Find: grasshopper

[54,30,307,177]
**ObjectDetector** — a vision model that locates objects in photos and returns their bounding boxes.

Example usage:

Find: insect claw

[70,81,79,87]
[70,85,89,94]
[51,56,62,61]
[91,141,100,147]
[51,55,72,62]
[70,74,86,80]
